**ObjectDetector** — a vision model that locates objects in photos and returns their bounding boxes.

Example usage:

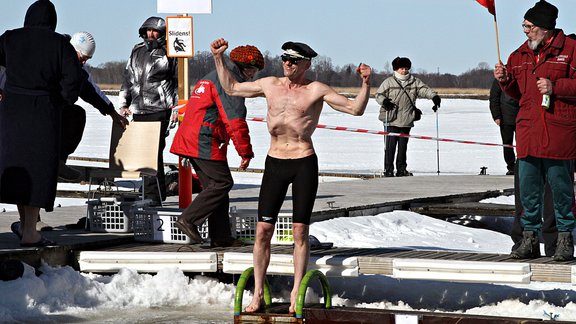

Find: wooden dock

[4,174,573,286]
[236,306,576,324]
[72,242,574,283]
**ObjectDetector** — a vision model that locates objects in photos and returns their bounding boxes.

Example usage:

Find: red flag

[476,0,496,16]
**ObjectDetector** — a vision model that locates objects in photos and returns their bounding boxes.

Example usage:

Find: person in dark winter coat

[119,16,178,206]
[0,0,83,247]
[170,45,264,247]
[375,57,441,177]
[489,78,520,175]
[494,0,576,261]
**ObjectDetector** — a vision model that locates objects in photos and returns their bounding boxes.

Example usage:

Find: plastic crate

[230,207,294,245]
[133,208,209,244]
[86,197,151,233]
[132,207,294,245]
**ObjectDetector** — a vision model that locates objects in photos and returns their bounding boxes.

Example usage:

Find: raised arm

[323,63,371,116]
[211,38,263,98]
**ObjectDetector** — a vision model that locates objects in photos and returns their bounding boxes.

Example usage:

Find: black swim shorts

[258,154,318,225]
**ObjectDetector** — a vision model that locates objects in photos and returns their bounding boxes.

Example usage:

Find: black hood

[24,0,57,31]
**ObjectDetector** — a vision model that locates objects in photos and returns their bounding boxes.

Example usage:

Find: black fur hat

[392,57,411,71]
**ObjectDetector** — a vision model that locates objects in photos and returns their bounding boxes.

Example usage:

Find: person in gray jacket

[119,16,178,206]
[375,57,441,177]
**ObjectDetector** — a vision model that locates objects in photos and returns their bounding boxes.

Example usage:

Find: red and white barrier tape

[247,117,515,149]
[173,104,513,149]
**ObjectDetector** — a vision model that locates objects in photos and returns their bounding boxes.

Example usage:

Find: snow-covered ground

[2,97,575,323]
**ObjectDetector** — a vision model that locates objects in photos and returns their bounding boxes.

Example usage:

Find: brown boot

[553,232,574,261]
[510,231,541,259]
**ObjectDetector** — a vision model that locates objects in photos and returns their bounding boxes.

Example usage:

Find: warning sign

[166,16,193,58]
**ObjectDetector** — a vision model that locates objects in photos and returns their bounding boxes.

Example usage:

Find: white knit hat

[70,32,96,58]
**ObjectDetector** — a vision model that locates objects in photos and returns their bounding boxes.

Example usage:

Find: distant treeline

[86,51,494,89]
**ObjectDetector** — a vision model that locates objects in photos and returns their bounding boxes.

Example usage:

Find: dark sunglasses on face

[281,54,306,65]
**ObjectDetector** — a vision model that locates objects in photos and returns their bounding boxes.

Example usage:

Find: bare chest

[266,86,319,118]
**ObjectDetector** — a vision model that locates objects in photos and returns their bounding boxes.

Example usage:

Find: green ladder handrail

[295,269,332,319]
[233,267,272,316]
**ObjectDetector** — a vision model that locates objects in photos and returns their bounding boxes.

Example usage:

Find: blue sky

[2,0,576,75]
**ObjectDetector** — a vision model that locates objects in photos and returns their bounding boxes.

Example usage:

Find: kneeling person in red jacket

[170,45,264,247]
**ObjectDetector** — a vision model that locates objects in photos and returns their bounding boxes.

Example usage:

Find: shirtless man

[211,37,372,313]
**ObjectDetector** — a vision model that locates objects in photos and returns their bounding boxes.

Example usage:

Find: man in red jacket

[170,45,264,247]
[494,0,576,261]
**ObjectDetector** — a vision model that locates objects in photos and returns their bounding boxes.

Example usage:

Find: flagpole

[493,13,502,63]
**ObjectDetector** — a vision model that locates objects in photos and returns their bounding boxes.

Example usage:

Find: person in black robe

[0,0,83,247]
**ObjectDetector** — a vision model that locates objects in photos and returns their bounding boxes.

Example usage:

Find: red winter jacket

[170,68,253,161]
[501,30,576,160]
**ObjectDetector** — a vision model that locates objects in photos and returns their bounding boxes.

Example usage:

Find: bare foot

[244,298,264,313]
[20,232,42,246]
[289,290,298,314]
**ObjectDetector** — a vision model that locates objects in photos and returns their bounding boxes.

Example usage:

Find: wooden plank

[412,202,514,217]
[357,256,394,275]
[445,253,488,261]
[530,263,572,283]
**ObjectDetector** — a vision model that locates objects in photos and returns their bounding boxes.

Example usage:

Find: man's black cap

[524,0,558,30]
[281,41,318,59]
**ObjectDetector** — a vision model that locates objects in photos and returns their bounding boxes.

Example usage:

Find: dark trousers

[179,158,234,242]
[60,104,86,161]
[500,124,516,172]
[511,160,558,256]
[385,126,411,173]
[133,110,171,204]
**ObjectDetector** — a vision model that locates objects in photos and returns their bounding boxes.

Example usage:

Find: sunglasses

[281,54,307,65]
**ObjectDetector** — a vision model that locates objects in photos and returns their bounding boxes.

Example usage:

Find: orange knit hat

[230,45,265,70]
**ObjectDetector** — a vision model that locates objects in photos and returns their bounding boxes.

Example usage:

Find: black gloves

[382,98,396,111]
[432,95,441,112]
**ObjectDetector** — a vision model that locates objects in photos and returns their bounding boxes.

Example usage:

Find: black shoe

[309,235,334,250]
[396,170,413,177]
[544,242,557,257]
[10,222,22,240]
[210,238,245,248]
[553,232,574,261]
[510,231,541,259]
[58,160,81,181]
[384,171,394,177]
[65,217,87,230]
[506,170,514,176]
[175,219,203,243]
